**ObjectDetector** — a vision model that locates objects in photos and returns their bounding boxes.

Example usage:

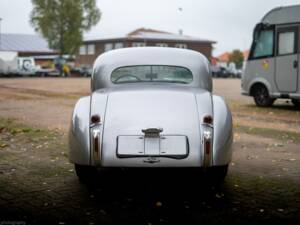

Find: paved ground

[0,78,300,225]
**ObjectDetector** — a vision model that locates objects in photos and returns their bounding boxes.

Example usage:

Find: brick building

[76,28,216,66]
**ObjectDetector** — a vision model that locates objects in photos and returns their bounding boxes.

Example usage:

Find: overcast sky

[0,0,299,55]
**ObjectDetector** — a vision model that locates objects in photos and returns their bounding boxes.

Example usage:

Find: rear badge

[143,157,160,164]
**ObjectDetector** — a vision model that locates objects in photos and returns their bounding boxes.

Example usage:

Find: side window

[156,43,168,47]
[132,42,146,47]
[277,30,296,56]
[79,45,86,55]
[104,43,113,52]
[175,43,188,49]
[115,42,124,49]
[87,44,95,55]
[252,30,274,58]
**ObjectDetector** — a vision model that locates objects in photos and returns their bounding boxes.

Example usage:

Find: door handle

[294,60,298,69]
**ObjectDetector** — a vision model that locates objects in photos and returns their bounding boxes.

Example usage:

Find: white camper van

[242,5,300,107]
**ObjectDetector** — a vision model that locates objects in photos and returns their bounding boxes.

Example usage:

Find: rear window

[111,65,193,84]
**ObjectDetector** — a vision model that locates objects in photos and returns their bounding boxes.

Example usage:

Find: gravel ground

[0,78,299,225]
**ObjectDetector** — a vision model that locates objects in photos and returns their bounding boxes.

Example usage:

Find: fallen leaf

[215,194,222,199]
[156,201,162,207]
[0,143,8,148]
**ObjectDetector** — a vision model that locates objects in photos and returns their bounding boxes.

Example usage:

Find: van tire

[292,99,300,107]
[252,84,275,107]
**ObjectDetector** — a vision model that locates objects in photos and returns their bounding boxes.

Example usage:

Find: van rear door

[275,26,299,93]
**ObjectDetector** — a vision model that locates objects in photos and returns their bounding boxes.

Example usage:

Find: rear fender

[69,96,91,165]
[212,95,233,166]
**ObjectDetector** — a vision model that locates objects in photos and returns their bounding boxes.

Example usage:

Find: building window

[156,43,168,47]
[175,43,188,49]
[87,44,95,55]
[115,42,124,49]
[79,45,86,55]
[105,43,113,52]
[132,42,146,47]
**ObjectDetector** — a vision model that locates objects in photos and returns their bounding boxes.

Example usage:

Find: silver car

[69,47,233,182]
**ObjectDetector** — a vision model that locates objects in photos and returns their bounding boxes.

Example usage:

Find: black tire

[252,84,275,107]
[75,164,98,182]
[207,165,228,184]
[292,99,300,107]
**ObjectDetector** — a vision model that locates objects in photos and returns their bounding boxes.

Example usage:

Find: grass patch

[0,117,57,140]
[235,124,300,143]
[229,100,300,117]
[28,164,72,178]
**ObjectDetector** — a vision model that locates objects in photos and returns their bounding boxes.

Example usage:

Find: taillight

[91,115,101,124]
[203,115,213,125]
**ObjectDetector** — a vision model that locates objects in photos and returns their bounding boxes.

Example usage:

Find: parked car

[217,67,231,78]
[35,66,60,77]
[69,47,233,182]
[71,66,93,77]
[236,69,243,78]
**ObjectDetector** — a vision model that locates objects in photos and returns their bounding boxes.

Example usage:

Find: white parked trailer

[0,51,37,76]
[0,51,18,75]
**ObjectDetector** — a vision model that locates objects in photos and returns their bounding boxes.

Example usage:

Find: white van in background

[17,57,37,76]
[242,5,300,107]
[0,51,37,76]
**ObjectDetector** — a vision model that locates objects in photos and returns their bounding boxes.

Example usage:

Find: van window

[252,30,274,59]
[278,31,296,55]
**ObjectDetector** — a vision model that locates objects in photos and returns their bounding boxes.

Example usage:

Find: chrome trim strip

[92,129,101,166]
[202,127,213,168]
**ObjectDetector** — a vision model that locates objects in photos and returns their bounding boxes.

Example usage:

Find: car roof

[92,47,212,92]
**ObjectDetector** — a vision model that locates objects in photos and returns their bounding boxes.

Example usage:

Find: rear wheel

[207,165,228,184]
[292,99,300,107]
[75,164,98,182]
[252,84,275,107]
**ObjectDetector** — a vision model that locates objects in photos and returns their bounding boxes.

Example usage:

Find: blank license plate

[117,135,188,158]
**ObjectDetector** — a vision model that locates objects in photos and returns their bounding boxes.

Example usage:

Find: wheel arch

[249,79,272,97]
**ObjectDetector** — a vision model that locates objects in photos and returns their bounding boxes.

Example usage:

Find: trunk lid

[99,86,213,164]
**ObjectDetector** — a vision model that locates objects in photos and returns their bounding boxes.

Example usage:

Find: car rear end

[90,86,214,168]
